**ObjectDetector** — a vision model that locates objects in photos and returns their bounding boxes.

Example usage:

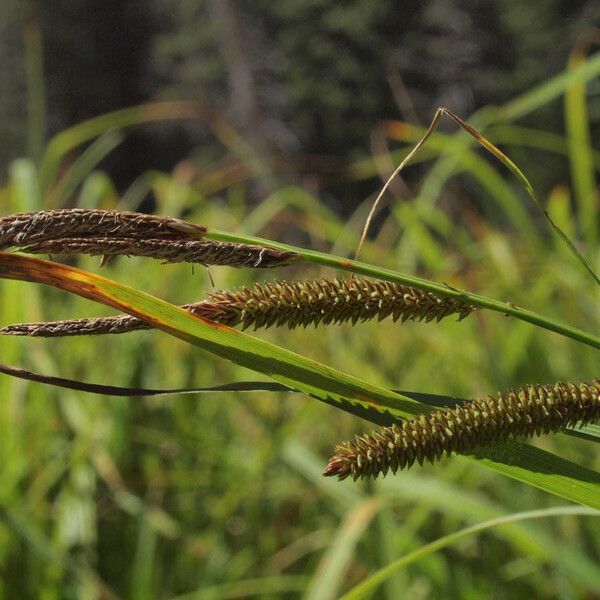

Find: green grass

[0,53,598,599]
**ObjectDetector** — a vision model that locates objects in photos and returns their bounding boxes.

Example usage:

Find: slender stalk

[363,106,600,286]
[205,229,600,349]
[340,506,600,600]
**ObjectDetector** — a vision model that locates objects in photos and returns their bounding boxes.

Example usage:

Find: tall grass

[0,55,598,600]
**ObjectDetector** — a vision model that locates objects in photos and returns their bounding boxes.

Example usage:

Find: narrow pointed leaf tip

[324,378,600,480]
[356,107,600,286]
[0,277,475,336]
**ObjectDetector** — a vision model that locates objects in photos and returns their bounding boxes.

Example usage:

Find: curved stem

[340,506,600,600]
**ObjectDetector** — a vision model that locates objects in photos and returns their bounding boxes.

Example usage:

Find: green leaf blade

[1,252,600,511]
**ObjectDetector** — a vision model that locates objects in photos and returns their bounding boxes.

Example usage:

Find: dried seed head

[0,277,474,336]
[0,209,205,248]
[1,314,150,337]
[324,379,600,480]
[19,237,296,268]
[0,209,294,267]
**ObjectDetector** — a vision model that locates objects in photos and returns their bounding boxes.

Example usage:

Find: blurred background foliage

[2,0,600,201]
[0,1,599,599]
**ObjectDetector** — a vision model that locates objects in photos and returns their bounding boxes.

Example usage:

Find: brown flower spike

[0,277,475,336]
[18,237,296,268]
[0,209,295,268]
[324,379,600,480]
[0,209,206,247]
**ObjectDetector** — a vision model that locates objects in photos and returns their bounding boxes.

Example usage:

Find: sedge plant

[0,53,599,599]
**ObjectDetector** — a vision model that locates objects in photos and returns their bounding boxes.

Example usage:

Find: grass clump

[0,54,599,599]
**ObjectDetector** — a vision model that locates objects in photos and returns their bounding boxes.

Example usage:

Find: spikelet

[323,379,600,480]
[0,277,475,336]
[0,209,206,247]
[198,277,474,329]
[18,237,296,268]
[0,209,295,268]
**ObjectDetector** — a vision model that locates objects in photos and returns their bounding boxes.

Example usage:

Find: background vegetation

[0,2,599,599]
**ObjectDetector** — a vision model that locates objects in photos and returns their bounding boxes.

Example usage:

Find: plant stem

[206,229,600,349]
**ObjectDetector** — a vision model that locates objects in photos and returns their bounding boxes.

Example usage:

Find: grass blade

[0,252,419,422]
[205,228,600,349]
[340,506,600,600]
[357,106,599,286]
[438,108,600,287]
[500,51,600,121]
[1,253,600,510]
[565,44,598,249]
[304,498,382,600]
[49,130,125,207]
[39,101,220,193]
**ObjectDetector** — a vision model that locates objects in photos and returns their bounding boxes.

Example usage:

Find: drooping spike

[323,379,600,480]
